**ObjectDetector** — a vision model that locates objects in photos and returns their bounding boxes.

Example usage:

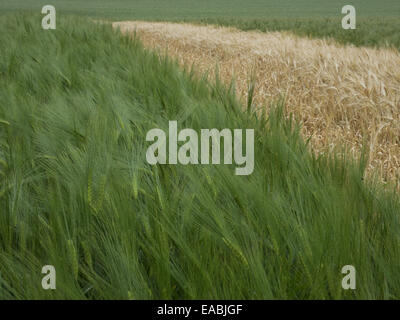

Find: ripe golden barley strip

[113,21,400,183]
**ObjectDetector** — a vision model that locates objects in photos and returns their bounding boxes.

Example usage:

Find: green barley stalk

[67,239,79,281]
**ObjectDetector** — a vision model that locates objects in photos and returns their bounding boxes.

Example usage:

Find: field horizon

[1,0,399,51]
[1,0,399,19]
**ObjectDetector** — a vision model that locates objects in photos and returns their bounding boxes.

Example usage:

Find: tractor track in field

[113,21,400,183]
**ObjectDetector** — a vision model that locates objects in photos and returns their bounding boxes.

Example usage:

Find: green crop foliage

[0,14,400,299]
[1,0,399,50]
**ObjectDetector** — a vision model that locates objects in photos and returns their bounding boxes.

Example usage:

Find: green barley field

[0,1,400,300]
[1,0,399,19]
[1,0,400,48]
[1,13,400,299]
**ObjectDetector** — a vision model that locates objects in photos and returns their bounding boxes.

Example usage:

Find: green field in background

[0,0,399,20]
[1,0,399,50]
